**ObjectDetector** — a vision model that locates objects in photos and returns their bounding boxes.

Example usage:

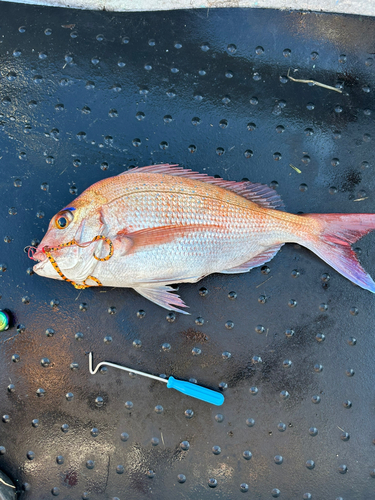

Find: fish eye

[55,210,74,230]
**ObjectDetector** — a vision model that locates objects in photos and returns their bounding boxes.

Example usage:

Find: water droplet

[159,141,168,150]
[250,96,258,105]
[339,54,347,63]
[40,357,50,367]
[66,392,74,401]
[216,147,225,156]
[341,431,350,441]
[201,43,210,52]
[215,413,224,423]
[274,455,283,464]
[255,325,265,334]
[177,474,186,483]
[244,150,253,158]
[164,311,175,323]
[125,401,133,410]
[240,483,249,492]
[120,432,129,441]
[137,309,145,319]
[154,405,163,414]
[306,459,315,469]
[76,131,87,142]
[255,46,264,55]
[278,422,286,432]
[306,102,315,111]
[174,42,182,49]
[133,339,142,348]
[283,48,291,57]
[338,464,347,474]
[208,478,217,488]
[132,138,141,147]
[246,418,255,427]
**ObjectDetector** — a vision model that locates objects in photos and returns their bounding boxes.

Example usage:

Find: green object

[0,311,9,332]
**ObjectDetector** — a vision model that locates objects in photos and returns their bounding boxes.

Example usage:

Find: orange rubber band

[43,235,113,288]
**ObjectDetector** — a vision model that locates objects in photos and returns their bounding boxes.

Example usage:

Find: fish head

[33,193,107,281]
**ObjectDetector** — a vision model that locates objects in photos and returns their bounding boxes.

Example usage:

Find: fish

[32,163,375,314]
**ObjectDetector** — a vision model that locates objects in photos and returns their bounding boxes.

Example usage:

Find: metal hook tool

[89,352,224,406]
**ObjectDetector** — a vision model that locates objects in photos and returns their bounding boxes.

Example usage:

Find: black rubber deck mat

[1,4,375,499]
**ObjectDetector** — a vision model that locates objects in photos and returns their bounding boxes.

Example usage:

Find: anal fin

[220,244,284,274]
[133,284,190,314]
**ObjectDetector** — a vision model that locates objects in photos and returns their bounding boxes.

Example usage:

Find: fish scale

[33,164,375,313]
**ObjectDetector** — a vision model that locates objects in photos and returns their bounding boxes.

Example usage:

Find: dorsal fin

[120,164,284,210]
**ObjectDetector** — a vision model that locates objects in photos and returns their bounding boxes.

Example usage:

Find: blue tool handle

[166,376,224,406]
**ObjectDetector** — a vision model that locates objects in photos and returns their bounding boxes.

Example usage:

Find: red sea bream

[32,164,375,313]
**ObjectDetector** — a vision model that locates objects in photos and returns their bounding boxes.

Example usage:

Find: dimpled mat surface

[1,4,375,499]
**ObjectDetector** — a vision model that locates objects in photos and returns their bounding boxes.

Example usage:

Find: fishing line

[41,235,113,289]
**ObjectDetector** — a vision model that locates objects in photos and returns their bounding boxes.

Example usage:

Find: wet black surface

[1,3,375,499]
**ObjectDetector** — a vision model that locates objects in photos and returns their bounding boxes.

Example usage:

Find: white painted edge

[0,0,373,16]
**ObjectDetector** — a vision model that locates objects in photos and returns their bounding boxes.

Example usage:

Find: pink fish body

[33,164,375,313]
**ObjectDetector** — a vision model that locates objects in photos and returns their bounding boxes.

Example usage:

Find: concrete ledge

[0,0,373,17]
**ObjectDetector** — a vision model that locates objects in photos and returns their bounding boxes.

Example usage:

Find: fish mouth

[32,249,48,273]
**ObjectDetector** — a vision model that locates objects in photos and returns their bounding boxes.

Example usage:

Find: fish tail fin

[302,213,375,292]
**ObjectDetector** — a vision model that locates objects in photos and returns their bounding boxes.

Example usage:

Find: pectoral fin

[133,284,190,314]
[115,224,218,255]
